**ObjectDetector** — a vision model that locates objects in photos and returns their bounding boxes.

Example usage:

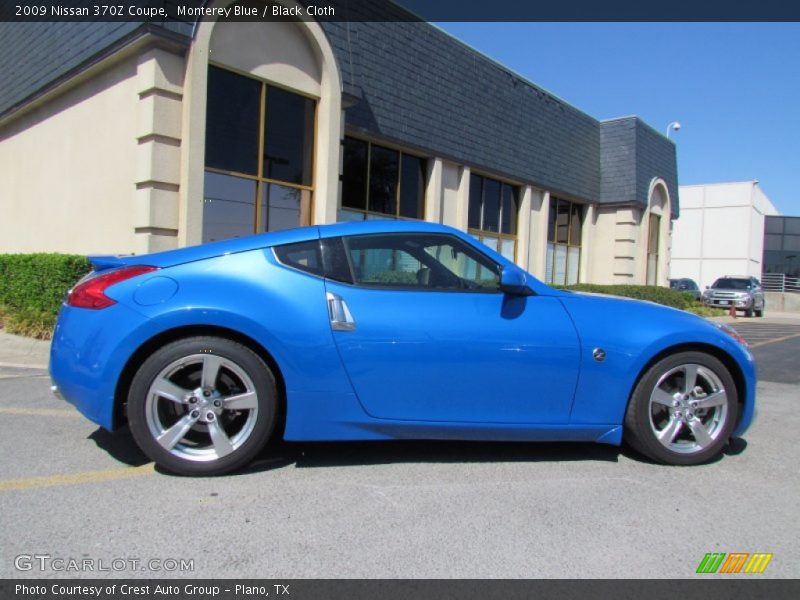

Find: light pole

[666,121,681,139]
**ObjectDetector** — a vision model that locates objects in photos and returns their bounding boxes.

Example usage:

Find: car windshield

[711,278,750,290]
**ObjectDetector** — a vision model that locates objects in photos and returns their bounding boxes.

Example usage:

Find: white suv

[702,276,765,317]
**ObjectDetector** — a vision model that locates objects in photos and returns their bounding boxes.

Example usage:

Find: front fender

[560,294,756,436]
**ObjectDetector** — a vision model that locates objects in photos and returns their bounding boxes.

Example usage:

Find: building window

[202,65,315,243]
[763,216,800,277]
[339,137,426,221]
[546,197,583,285]
[646,213,661,286]
[467,173,519,262]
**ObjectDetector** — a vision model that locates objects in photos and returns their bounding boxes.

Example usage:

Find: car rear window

[273,240,324,277]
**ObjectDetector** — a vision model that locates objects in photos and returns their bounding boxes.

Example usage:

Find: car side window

[342,233,501,291]
[273,240,324,277]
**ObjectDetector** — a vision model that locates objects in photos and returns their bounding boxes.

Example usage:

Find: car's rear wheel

[127,336,277,475]
[624,351,738,465]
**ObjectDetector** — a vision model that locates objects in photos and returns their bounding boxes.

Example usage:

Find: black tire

[624,351,738,466]
[755,302,764,318]
[745,307,754,318]
[127,336,278,476]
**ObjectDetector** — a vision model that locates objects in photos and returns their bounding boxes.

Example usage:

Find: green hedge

[553,283,717,315]
[552,283,694,309]
[0,254,90,338]
[365,271,420,285]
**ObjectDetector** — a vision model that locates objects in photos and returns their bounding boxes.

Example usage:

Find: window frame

[205,63,317,235]
[467,172,520,263]
[273,233,506,294]
[339,135,428,221]
[299,233,502,294]
[546,196,584,285]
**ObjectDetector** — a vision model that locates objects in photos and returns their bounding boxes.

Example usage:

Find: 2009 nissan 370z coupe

[50,221,756,475]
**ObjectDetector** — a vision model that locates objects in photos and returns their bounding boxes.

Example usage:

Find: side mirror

[705,286,710,289]
[499,266,534,296]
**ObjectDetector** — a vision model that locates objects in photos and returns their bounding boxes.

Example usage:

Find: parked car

[50,221,756,475]
[702,276,765,317]
[669,278,701,300]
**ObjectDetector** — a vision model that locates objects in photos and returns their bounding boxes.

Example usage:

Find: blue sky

[435,23,800,215]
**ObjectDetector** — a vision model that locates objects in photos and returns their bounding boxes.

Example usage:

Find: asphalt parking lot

[0,318,798,579]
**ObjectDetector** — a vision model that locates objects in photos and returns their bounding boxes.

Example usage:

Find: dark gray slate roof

[0,22,142,117]
[0,4,678,212]
[322,19,601,203]
[600,117,679,217]
[635,118,680,217]
[0,19,192,120]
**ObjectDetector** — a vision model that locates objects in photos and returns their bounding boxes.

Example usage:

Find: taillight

[67,266,158,309]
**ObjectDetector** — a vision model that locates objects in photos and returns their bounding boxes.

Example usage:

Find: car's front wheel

[127,336,277,475]
[624,351,738,465]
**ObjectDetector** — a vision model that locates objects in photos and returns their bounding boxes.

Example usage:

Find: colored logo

[696,552,773,574]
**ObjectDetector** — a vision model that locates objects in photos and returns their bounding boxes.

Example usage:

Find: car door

[322,232,581,424]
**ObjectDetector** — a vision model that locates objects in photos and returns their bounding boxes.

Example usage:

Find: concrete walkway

[0,309,798,369]
[0,330,49,369]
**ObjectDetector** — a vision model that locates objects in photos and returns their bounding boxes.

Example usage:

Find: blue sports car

[50,221,756,475]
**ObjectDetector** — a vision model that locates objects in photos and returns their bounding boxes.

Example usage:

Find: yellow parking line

[750,332,800,348]
[0,464,155,493]
[0,407,80,418]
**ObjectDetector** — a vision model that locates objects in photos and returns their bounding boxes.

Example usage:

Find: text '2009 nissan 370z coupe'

[49,221,756,475]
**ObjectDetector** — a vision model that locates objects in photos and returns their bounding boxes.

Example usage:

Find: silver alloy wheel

[648,363,728,454]
[144,353,259,462]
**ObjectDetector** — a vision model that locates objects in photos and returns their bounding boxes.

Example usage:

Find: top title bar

[2,0,800,23]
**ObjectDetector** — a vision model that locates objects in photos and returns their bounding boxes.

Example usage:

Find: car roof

[116,220,463,268]
[317,219,455,239]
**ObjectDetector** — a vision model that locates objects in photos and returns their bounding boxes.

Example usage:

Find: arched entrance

[643,178,672,286]
[179,1,342,245]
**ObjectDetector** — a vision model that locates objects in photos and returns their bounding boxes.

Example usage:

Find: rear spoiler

[87,255,134,272]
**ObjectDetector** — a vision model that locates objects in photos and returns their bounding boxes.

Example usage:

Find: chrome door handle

[326,291,356,331]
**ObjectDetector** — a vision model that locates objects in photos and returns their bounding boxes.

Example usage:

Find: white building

[671,181,779,289]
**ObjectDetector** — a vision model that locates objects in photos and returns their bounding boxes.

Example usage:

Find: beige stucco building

[0,2,679,286]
